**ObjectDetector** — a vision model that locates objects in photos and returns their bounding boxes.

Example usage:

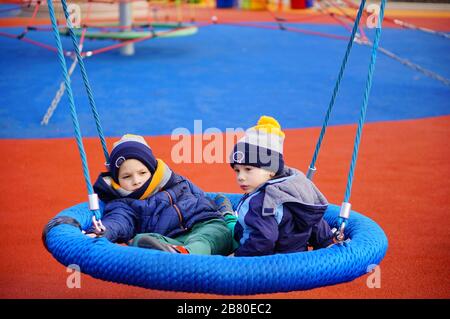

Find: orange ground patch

[1,116,449,298]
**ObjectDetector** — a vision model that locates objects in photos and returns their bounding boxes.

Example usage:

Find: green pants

[224,213,240,252]
[131,218,233,255]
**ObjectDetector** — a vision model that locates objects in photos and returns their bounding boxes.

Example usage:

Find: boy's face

[118,159,152,192]
[233,164,274,194]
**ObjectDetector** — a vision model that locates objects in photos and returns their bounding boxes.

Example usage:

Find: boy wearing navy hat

[223,116,336,257]
[89,134,232,255]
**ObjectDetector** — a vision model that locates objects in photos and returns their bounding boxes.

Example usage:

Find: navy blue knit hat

[108,134,157,183]
[230,116,285,175]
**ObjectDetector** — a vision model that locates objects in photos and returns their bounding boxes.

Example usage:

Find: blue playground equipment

[42,0,388,294]
[43,195,387,294]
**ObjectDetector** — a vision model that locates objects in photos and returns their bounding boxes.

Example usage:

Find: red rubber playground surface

[1,5,450,299]
[2,116,449,299]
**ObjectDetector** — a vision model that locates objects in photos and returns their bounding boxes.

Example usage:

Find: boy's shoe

[213,194,236,217]
[135,236,189,254]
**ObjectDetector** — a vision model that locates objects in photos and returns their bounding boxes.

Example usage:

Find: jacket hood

[262,166,328,229]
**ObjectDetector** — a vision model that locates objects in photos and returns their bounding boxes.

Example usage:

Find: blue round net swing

[42,0,388,295]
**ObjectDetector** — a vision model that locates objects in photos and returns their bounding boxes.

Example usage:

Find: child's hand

[83,228,106,238]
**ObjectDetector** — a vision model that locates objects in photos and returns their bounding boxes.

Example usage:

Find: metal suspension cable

[306,0,368,180]
[358,38,450,87]
[41,56,78,125]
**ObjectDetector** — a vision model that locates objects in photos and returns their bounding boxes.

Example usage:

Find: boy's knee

[192,219,233,255]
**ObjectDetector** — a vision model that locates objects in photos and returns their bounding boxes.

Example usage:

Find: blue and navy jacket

[93,159,223,243]
[234,167,334,257]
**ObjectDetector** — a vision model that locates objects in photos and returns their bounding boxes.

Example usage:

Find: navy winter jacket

[93,167,223,243]
[234,167,334,257]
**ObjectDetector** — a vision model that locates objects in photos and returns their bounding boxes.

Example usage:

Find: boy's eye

[140,171,148,175]
[245,167,252,171]
[121,175,130,179]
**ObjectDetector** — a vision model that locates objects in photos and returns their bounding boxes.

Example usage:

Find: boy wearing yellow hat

[223,116,335,256]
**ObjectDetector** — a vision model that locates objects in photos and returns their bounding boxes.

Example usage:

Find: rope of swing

[42,1,93,126]
[46,0,108,225]
[344,0,386,204]
[307,0,368,179]
[58,0,109,162]
[306,0,387,241]
[335,0,386,241]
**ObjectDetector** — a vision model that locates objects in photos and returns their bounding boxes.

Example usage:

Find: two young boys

[89,116,334,257]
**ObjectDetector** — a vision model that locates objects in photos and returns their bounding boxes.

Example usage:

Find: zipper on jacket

[236,193,250,213]
[163,190,173,205]
[173,204,186,230]
[163,190,186,230]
